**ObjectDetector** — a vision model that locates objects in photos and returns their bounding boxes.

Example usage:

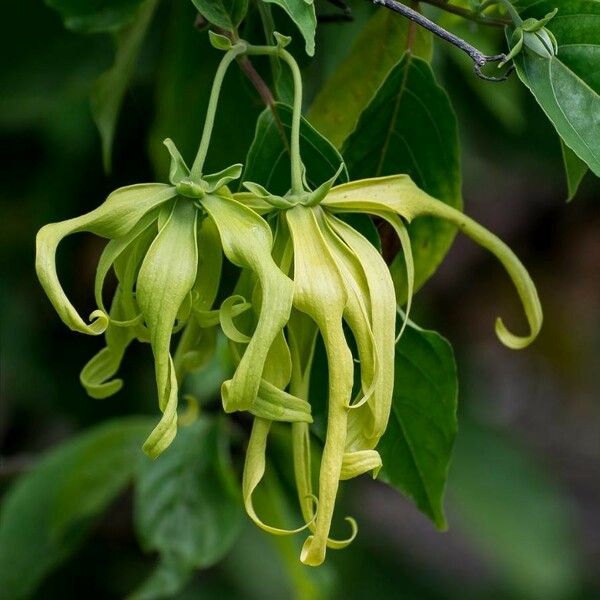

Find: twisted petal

[137,199,199,457]
[94,210,158,323]
[318,211,378,412]
[285,205,355,567]
[35,183,175,335]
[201,194,294,413]
[323,176,542,349]
[80,284,137,399]
[251,380,313,423]
[327,214,397,443]
[243,418,315,535]
[174,217,224,378]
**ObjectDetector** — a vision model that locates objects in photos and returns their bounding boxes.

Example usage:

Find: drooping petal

[362,209,414,342]
[174,216,224,378]
[136,198,199,457]
[243,417,315,536]
[327,214,396,443]
[201,194,294,414]
[323,176,542,349]
[94,209,158,323]
[318,210,378,411]
[409,197,543,349]
[285,205,355,567]
[35,183,175,335]
[239,304,313,536]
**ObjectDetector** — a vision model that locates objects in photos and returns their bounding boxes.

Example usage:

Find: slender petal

[327,214,396,442]
[323,176,542,349]
[286,205,355,567]
[202,194,294,413]
[137,199,199,457]
[35,183,175,335]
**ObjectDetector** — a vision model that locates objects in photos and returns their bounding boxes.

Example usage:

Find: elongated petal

[94,210,158,320]
[328,214,396,443]
[202,194,294,413]
[363,209,414,343]
[243,418,314,535]
[137,199,198,456]
[324,176,542,349]
[36,183,175,335]
[251,380,313,423]
[286,205,355,567]
[408,198,542,349]
[318,211,378,412]
[142,355,179,458]
[322,175,428,219]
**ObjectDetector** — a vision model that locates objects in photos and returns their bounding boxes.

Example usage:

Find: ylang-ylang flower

[35,33,543,568]
[226,168,542,566]
[35,138,294,459]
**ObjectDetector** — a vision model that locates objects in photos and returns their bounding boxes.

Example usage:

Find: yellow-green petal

[137,199,199,456]
[202,194,294,413]
[35,183,175,335]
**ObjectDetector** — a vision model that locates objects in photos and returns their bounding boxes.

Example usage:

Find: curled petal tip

[87,309,109,335]
[495,315,542,350]
[300,517,358,565]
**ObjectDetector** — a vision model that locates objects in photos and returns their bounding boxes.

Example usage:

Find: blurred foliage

[1,0,599,598]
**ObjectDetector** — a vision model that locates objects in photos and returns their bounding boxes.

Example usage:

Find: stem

[191,42,305,194]
[246,45,305,194]
[190,45,246,179]
[373,0,514,81]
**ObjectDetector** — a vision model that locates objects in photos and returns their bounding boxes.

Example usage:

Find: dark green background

[1,0,599,598]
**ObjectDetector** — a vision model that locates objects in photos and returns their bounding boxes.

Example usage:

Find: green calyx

[164,138,243,200]
[243,164,344,210]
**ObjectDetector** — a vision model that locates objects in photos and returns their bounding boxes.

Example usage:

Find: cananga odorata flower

[35,33,543,568]
[35,140,296,458]
[225,170,543,566]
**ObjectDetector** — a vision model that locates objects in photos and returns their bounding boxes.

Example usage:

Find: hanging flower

[35,139,296,458]
[226,169,543,566]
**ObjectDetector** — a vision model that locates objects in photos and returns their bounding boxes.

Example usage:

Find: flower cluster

[35,35,542,566]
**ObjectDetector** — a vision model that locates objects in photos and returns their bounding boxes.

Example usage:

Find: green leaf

[261,0,317,56]
[45,0,145,33]
[513,0,600,176]
[0,418,152,600]
[243,102,348,195]
[448,421,580,598]
[91,0,158,172]
[561,136,589,201]
[308,9,433,148]
[378,322,458,529]
[342,54,462,302]
[192,0,248,30]
[132,417,243,599]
